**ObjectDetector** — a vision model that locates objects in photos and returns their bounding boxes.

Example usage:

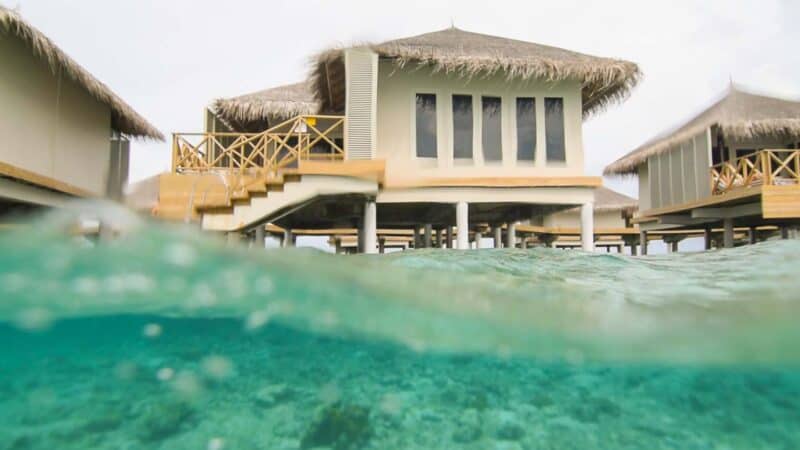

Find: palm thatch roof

[0,6,162,140]
[312,27,641,117]
[594,186,638,213]
[604,85,800,175]
[211,80,318,129]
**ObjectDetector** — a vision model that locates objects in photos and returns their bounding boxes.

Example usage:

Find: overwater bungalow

[604,85,800,252]
[0,7,162,219]
[158,27,640,252]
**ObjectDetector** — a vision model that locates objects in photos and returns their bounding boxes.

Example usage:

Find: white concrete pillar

[254,226,265,249]
[580,202,595,252]
[506,222,517,249]
[423,224,433,248]
[436,228,444,248]
[282,228,294,248]
[493,226,503,248]
[456,201,469,250]
[227,231,241,246]
[474,231,483,249]
[723,218,734,248]
[362,200,377,254]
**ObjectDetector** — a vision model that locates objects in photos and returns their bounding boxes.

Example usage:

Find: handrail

[710,149,800,195]
[171,115,346,175]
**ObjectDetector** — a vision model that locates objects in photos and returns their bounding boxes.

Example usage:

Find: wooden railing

[172,115,345,174]
[710,149,800,195]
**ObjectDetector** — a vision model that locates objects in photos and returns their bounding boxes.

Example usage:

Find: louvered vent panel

[345,50,377,160]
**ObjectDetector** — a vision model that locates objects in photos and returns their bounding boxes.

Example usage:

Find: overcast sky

[11,0,800,198]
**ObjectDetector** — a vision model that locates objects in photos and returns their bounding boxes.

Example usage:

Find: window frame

[544,97,567,164]
[480,95,504,164]
[515,97,537,164]
[412,92,439,160]
[451,93,475,163]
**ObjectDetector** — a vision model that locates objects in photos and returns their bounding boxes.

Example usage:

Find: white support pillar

[723,218,734,248]
[456,201,469,250]
[474,231,483,249]
[227,231,241,246]
[282,228,294,248]
[254,225,265,249]
[362,200,377,254]
[506,222,517,249]
[580,202,595,252]
[493,226,503,248]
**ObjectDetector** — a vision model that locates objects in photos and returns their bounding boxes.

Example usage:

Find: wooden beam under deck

[384,176,602,189]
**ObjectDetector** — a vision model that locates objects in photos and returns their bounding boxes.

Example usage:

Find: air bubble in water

[318,382,340,404]
[201,355,235,380]
[157,367,175,381]
[143,323,162,338]
[244,310,272,332]
[164,242,196,267]
[14,307,53,332]
[172,370,203,397]
[254,276,274,295]
[114,361,138,381]
[207,437,225,450]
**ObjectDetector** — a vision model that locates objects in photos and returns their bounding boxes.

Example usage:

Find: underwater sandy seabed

[2,316,799,450]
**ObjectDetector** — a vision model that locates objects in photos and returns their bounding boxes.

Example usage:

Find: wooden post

[334,237,342,254]
[703,227,712,250]
[493,226,503,248]
[378,238,386,254]
[423,224,433,248]
[639,231,648,256]
[723,218,734,248]
[474,231,483,249]
[748,226,757,245]
[435,228,443,248]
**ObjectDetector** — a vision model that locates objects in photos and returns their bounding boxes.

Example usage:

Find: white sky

[10,0,800,199]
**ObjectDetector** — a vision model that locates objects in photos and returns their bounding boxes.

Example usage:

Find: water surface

[1,206,798,449]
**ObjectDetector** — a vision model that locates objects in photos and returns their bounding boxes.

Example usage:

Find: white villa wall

[543,209,626,229]
[0,34,112,195]
[646,128,711,210]
[374,60,585,186]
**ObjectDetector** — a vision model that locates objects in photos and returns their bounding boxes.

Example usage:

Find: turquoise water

[1,205,800,449]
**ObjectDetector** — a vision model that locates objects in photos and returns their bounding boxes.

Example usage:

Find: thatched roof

[211,80,318,128]
[312,27,641,117]
[0,6,162,140]
[604,85,800,175]
[594,186,637,213]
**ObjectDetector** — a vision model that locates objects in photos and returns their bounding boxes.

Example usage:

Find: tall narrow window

[516,97,536,162]
[452,95,473,159]
[545,97,565,162]
[415,93,437,158]
[482,96,502,162]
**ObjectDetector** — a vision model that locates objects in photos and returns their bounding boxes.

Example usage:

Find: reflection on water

[0,205,799,449]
